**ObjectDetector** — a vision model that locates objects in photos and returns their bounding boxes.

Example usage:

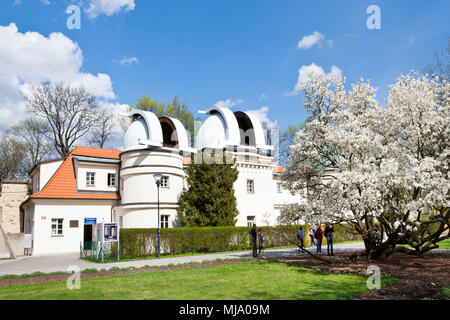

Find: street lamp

[153,173,162,258]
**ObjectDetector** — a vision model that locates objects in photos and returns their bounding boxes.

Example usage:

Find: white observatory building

[21,107,302,255]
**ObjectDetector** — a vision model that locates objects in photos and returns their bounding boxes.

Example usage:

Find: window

[161,215,169,228]
[86,172,95,187]
[108,173,116,187]
[51,218,63,236]
[247,216,255,227]
[277,182,282,193]
[247,180,254,193]
[69,220,78,228]
[161,176,169,188]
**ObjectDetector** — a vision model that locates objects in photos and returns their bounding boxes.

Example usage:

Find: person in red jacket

[314,227,323,253]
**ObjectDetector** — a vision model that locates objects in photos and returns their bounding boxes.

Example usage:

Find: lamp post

[153,173,162,258]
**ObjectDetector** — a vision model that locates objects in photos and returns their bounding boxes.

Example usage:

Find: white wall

[40,160,63,191]
[234,163,276,226]
[30,200,115,255]
[117,149,184,229]
[116,206,179,229]
[120,150,184,205]
[77,162,119,192]
[32,160,63,193]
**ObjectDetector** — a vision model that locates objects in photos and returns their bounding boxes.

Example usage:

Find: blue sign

[84,218,97,225]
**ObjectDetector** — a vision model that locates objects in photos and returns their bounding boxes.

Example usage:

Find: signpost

[84,218,97,225]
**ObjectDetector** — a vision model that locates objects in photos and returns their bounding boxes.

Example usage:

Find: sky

[0,0,449,144]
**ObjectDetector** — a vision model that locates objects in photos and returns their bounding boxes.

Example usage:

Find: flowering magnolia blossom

[281,72,449,256]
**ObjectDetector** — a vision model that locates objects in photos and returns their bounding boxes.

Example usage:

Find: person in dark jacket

[314,227,323,253]
[250,224,257,258]
[297,227,305,253]
[324,225,334,256]
[257,228,265,261]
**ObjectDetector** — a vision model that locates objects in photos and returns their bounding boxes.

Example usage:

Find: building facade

[20,107,302,255]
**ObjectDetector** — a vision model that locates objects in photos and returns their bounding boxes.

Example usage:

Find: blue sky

[1,0,449,133]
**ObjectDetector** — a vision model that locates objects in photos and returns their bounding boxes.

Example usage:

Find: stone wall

[0,180,29,234]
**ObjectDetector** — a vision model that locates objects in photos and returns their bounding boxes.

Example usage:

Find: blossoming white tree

[281,72,449,259]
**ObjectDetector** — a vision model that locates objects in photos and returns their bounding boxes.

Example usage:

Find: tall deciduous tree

[424,38,449,83]
[0,131,26,182]
[87,108,116,148]
[12,118,55,173]
[281,72,449,259]
[135,95,200,140]
[178,153,239,227]
[25,83,113,158]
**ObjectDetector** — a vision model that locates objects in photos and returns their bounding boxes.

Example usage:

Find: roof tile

[31,146,121,200]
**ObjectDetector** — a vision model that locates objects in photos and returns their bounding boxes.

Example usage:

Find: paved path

[0,242,447,276]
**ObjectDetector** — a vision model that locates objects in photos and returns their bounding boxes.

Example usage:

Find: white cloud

[0,23,116,129]
[327,39,334,48]
[245,106,278,130]
[116,56,139,65]
[297,31,325,50]
[285,63,342,96]
[329,65,343,79]
[86,0,136,19]
[213,98,243,109]
[258,93,268,101]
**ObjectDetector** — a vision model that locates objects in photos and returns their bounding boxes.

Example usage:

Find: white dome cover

[195,114,227,150]
[123,116,149,150]
[124,110,195,153]
[195,106,273,150]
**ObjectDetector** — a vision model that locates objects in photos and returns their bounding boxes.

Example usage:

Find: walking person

[309,227,316,248]
[297,226,305,253]
[324,225,334,256]
[314,226,323,253]
[257,228,265,260]
[250,224,257,258]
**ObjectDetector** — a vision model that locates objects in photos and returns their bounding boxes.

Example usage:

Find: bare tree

[424,37,449,82]
[0,131,26,182]
[25,83,107,158]
[87,108,115,148]
[12,118,55,173]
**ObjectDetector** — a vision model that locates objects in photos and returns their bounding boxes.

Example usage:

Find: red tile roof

[31,146,121,200]
[183,157,191,166]
[273,166,285,174]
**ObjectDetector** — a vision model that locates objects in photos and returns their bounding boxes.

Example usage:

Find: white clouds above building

[285,63,342,96]
[85,0,136,19]
[115,56,140,65]
[297,31,325,50]
[0,23,117,129]
[297,31,334,50]
[213,98,244,109]
[245,106,278,130]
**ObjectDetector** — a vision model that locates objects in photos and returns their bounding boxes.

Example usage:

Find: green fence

[80,241,120,262]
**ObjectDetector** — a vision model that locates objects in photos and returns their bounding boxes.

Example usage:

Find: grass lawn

[399,238,450,250]
[435,238,450,249]
[0,260,398,300]
[424,286,450,300]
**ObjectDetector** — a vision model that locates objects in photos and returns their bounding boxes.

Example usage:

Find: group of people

[299,225,335,256]
[249,224,336,260]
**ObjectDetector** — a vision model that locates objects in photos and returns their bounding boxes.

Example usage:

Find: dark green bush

[119,225,361,259]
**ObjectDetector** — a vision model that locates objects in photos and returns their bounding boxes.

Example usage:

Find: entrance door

[83,224,93,250]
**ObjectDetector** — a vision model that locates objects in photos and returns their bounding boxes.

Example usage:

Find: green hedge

[120,225,362,259]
